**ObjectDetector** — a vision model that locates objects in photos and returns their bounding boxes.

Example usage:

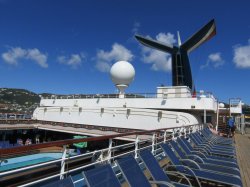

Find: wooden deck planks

[235,133,250,187]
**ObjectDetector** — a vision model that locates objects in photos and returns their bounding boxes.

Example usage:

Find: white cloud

[57,53,84,69]
[1,47,48,68]
[233,39,250,68]
[142,47,172,71]
[26,49,48,68]
[140,32,176,72]
[2,47,27,65]
[95,43,134,73]
[201,52,224,69]
[156,33,176,46]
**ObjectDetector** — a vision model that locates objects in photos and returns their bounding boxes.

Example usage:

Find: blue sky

[0,0,250,104]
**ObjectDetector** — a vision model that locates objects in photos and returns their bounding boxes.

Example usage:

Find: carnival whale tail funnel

[135,19,216,92]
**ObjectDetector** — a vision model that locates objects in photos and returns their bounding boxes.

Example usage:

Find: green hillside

[0,88,40,113]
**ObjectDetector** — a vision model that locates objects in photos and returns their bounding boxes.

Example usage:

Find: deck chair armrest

[190,150,207,158]
[165,165,201,187]
[194,145,210,151]
[165,171,192,186]
[149,180,175,187]
[194,148,211,155]
[186,154,204,163]
[195,140,209,145]
[180,159,201,169]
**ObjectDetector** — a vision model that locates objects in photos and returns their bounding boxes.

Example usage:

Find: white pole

[216,101,219,132]
[108,138,112,163]
[172,129,175,140]
[163,130,167,143]
[151,133,156,155]
[204,109,206,125]
[60,145,67,180]
[229,99,231,117]
[241,114,245,135]
[134,135,139,158]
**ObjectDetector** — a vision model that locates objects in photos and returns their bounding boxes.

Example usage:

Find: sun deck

[235,132,250,187]
[0,124,244,187]
[0,120,154,141]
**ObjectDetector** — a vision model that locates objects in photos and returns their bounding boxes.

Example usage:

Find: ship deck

[0,123,153,141]
[235,131,250,187]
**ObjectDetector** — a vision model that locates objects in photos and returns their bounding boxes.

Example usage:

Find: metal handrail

[40,91,215,100]
[0,124,201,186]
[0,124,198,156]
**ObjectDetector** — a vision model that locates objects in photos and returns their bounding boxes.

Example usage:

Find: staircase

[218,115,230,136]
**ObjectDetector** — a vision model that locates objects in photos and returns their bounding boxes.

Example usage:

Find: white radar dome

[219,103,225,108]
[110,61,135,85]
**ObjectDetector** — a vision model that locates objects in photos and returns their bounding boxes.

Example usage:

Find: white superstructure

[33,61,218,131]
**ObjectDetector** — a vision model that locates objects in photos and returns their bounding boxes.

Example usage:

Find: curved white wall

[33,106,199,130]
[40,97,217,111]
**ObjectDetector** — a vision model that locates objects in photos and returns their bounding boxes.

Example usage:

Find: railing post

[203,109,206,125]
[172,128,175,140]
[198,124,201,132]
[241,114,245,135]
[163,130,167,143]
[100,150,104,162]
[107,138,112,163]
[216,101,219,132]
[60,145,67,180]
[184,127,187,138]
[135,135,139,158]
[151,132,156,155]
[179,128,182,137]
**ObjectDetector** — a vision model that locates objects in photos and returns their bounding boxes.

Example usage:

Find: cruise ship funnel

[135,19,216,91]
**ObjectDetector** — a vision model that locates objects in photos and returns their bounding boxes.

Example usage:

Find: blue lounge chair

[176,137,239,168]
[202,128,233,145]
[82,164,121,187]
[178,138,237,163]
[116,154,173,187]
[200,130,234,147]
[160,143,242,187]
[41,176,74,187]
[189,134,236,158]
[139,149,191,187]
[193,132,235,151]
[169,140,240,176]
[191,132,235,154]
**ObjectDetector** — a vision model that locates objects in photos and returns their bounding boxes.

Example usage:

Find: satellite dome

[110,61,135,85]
[219,103,225,108]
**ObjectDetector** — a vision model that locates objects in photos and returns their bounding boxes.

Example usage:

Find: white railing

[0,124,202,186]
[0,113,32,120]
[40,91,215,100]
